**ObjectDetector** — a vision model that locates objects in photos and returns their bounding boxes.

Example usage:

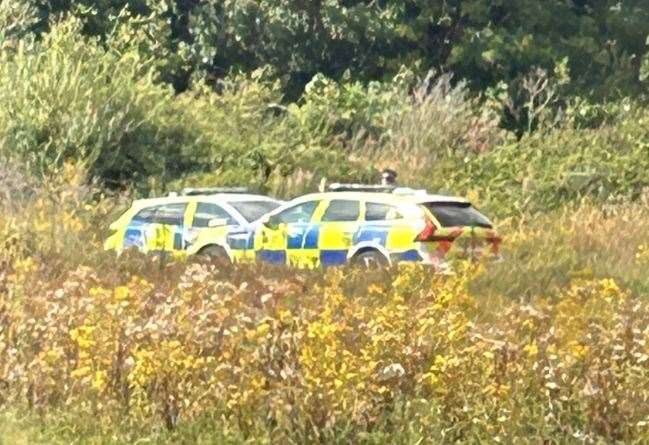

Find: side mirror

[208,217,228,228]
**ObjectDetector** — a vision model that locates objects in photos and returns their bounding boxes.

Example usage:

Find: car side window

[321,200,360,222]
[271,201,319,225]
[133,203,187,226]
[193,202,235,228]
[131,206,157,223]
[365,202,402,221]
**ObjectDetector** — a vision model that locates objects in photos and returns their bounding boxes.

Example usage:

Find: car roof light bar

[180,187,250,196]
[391,187,428,195]
[327,183,429,194]
[328,183,396,193]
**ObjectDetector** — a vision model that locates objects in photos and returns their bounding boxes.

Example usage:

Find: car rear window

[423,202,492,228]
[229,200,282,223]
[364,202,402,221]
[321,200,360,222]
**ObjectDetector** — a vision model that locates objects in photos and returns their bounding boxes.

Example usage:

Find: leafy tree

[11,0,649,100]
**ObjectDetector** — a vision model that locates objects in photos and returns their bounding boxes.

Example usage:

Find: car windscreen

[422,202,492,228]
[229,200,282,223]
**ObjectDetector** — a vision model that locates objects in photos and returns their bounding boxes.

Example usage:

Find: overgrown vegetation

[0,5,648,204]
[2,0,649,442]
[3,181,649,442]
[2,142,649,444]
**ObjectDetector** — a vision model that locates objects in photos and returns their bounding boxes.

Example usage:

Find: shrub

[170,71,305,192]
[171,70,378,196]
[0,0,38,46]
[0,162,121,275]
[447,104,649,217]
[366,71,508,186]
[0,17,206,190]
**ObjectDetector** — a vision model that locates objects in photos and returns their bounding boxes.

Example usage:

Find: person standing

[381,168,398,187]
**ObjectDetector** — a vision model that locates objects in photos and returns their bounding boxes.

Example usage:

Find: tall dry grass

[3,257,649,443]
[365,73,508,188]
[471,198,649,302]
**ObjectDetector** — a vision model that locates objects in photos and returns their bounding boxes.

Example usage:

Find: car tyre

[198,245,230,264]
[350,250,389,269]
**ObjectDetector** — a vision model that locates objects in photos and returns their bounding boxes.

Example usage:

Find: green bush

[0,17,206,191]
[0,1,38,46]
[171,70,379,196]
[363,71,508,186]
[2,12,648,214]
[446,105,649,217]
[171,71,303,190]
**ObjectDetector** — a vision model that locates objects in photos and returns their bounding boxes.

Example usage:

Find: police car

[226,184,501,268]
[104,188,283,259]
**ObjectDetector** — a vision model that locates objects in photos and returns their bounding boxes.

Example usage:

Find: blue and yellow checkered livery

[104,193,282,259]
[227,189,501,267]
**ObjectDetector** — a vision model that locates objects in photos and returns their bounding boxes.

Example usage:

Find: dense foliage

[2,1,649,442]
[6,259,649,443]
[1,3,648,208]
[1,2,648,206]
[11,0,649,99]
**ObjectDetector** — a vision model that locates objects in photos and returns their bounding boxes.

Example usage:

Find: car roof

[132,193,280,208]
[292,191,469,205]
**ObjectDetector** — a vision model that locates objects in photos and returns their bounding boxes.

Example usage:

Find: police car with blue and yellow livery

[226,184,501,268]
[104,188,283,259]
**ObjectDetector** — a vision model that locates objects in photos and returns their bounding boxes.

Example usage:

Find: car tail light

[415,219,437,242]
[486,234,503,255]
[415,219,464,243]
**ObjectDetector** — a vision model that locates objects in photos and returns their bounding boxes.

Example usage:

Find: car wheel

[198,245,230,264]
[350,250,389,269]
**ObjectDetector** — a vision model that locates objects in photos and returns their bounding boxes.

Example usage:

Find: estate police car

[226,184,501,268]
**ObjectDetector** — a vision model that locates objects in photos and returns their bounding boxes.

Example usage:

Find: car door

[316,199,361,266]
[359,202,419,261]
[186,201,238,254]
[124,203,188,253]
[256,200,321,266]
[123,206,155,252]
[146,203,189,253]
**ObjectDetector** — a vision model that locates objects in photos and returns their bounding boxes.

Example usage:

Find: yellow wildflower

[114,286,130,301]
[523,341,539,358]
[71,366,92,379]
[92,371,108,391]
